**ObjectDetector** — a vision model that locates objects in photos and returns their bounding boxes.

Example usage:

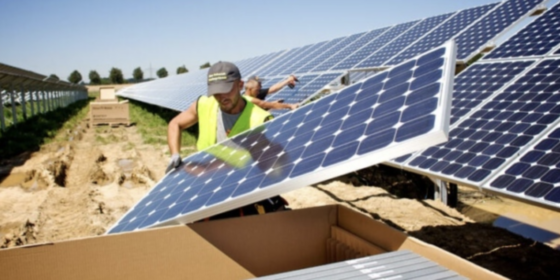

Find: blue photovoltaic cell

[355,13,453,69]
[455,0,545,61]
[386,3,497,66]
[331,20,420,71]
[450,60,534,125]
[278,37,347,76]
[294,32,366,74]
[309,27,390,72]
[403,58,560,184]
[485,2,560,59]
[257,45,313,77]
[488,124,560,209]
[107,42,455,234]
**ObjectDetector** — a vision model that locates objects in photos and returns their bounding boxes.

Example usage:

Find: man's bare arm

[250,97,299,110]
[168,101,199,155]
[267,75,297,94]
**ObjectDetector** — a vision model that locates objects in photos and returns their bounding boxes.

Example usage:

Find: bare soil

[0,121,559,279]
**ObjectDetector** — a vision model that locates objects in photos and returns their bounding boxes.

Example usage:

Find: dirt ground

[1,122,559,279]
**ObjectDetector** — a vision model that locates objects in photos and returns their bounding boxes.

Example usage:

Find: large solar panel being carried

[107,41,456,234]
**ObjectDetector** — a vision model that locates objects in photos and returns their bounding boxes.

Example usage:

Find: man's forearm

[167,122,182,155]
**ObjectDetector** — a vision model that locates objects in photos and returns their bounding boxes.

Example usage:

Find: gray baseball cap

[207,61,241,96]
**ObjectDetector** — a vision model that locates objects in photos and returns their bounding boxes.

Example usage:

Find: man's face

[213,80,243,113]
[245,80,261,97]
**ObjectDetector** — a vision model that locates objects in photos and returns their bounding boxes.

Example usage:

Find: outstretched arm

[267,75,298,95]
[249,97,299,111]
[168,101,199,155]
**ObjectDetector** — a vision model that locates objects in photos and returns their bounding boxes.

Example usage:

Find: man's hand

[287,75,298,89]
[165,153,182,174]
[288,103,300,110]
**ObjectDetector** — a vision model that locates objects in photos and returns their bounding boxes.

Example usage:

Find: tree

[177,65,188,74]
[48,74,59,81]
[109,67,124,84]
[89,70,101,85]
[199,62,211,69]
[157,67,168,78]
[68,70,82,84]
[133,67,144,81]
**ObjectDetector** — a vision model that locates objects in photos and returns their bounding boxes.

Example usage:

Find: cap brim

[208,81,234,95]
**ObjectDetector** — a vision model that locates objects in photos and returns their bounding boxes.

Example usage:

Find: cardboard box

[0,205,506,279]
[89,101,130,126]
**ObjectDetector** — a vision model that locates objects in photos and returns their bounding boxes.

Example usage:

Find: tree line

[65,62,212,85]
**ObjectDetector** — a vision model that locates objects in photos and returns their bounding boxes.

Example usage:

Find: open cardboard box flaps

[0,205,506,280]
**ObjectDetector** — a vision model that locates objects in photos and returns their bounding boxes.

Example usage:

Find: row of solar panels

[388,1,560,210]
[108,0,560,234]
[118,0,546,113]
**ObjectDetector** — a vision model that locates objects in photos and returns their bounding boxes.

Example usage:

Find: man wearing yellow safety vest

[166,61,287,220]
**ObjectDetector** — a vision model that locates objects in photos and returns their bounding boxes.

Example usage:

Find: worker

[244,77,300,111]
[244,75,298,100]
[166,61,287,219]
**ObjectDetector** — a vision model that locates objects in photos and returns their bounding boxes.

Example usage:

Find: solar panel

[397,58,560,189]
[484,1,560,59]
[391,59,535,165]
[455,0,546,62]
[265,74,321,103]
[309,27,391,72]
[386,3,498,66]
[331,20,420,71]
[487,122,560,209]
[294,32,369,74]
[285,72,344,104]
[256,44,313,77]
[241,51,285,77]
[354,13,454,69]
[254,250,465,280]
[118,69,208,111]
[107,41,456,234]
[449,60,535,125]
[278,37,347,76]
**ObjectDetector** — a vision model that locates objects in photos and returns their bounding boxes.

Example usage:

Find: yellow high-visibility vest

[196,95,271,151]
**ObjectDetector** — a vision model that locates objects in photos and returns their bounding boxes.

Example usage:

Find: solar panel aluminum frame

[107,41,457,233]
[457,0,550,63]
[386,57,560,193]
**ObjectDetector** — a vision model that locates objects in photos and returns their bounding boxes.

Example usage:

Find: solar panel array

[108,41,456,234]
[388,1,560,210]
[117,0,542,115]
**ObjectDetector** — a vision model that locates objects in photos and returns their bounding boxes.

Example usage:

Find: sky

[0,0,557,83]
